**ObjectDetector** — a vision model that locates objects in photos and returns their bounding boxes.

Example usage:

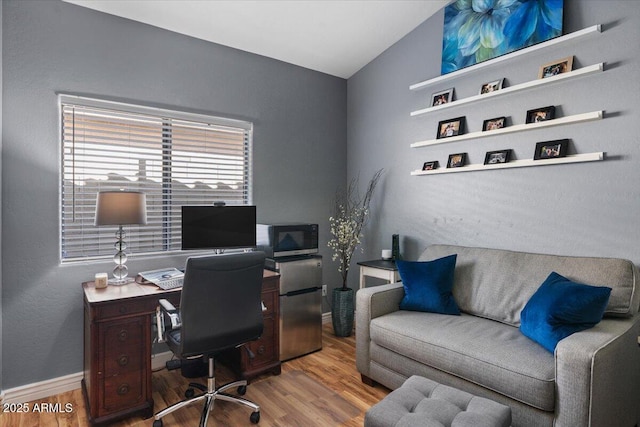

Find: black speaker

[392,234,400,260]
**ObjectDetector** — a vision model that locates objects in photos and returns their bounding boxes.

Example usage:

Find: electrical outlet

[322,285,327,296]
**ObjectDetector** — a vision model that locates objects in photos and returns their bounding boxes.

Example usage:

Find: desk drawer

[96,299,151,320]
[102,319,144,376]
[102,371,144,413]
[246,316,276,369]
[261,290,276,316]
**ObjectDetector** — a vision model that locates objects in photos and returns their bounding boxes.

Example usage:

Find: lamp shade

[95,191,147,226]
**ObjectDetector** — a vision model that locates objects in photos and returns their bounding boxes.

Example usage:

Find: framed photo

[526,106,556,124]
[533,139,569,160]
[479,78,504,94]
[422,161,439,171]
[484,149,512,165]
[447,153,467,168]
[442,1,563,74]
[482,116,506,131]
[538,56,574,79]
[437,116,465,139]
[431,88,454,106]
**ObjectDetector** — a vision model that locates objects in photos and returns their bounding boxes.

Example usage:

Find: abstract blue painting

[442,0,564,74]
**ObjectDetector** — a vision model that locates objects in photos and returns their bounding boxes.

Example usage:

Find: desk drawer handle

[117,355,129,367]
[118,330,128,341]
[257,345,265,356]
[117,383,130,396]
[119,306,128,314]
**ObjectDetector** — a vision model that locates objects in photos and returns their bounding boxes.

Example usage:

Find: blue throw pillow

[397,255,460,315]
[520,272,611,353]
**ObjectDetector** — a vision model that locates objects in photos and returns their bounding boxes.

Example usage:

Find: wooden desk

[82,270,280,426]
[357,259,400,289]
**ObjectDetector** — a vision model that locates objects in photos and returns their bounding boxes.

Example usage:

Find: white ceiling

[63,0,448,78]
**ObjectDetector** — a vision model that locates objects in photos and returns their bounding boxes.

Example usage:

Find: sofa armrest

[355,282,404,378]
[554,315,640,427]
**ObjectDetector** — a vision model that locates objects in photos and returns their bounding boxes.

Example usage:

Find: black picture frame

[526,106,556,124]
[431,88,454,106]
[484,149,512,165]
[422,161,439,171]
[437,116,466,139]
[479,78,504,94]
[533,139,569,160]
[482,116,506,131]
[447,153,467,168]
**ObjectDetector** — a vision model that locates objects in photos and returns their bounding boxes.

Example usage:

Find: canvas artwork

[442,0,564,74]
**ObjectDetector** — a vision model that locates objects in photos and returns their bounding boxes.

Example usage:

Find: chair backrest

[178,251,266,358]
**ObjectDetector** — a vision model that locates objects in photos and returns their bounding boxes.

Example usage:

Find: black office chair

[153,251,266,427]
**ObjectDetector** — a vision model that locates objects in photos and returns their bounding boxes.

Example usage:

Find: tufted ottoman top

[365,376,512,427]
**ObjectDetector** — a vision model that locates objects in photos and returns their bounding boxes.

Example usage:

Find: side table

[357,259,400,289]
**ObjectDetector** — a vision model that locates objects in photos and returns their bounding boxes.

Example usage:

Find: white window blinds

[60,95,253,262]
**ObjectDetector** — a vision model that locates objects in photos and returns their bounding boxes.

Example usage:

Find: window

[60,95,253,262]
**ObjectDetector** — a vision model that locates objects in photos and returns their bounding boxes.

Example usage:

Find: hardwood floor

[0,323,390,427]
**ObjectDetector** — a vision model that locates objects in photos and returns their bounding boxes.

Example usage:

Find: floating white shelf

[411,152,604,176]
[410,64,603,117]
[409,25,602,91]
[411,111,603,148]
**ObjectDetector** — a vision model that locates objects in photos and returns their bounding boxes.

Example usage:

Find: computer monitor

[181,205,257,250]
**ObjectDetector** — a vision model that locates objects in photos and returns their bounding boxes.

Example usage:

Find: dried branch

[328,169,384,289]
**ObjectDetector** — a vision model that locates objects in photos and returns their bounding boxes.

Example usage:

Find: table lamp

[95,190,147,285]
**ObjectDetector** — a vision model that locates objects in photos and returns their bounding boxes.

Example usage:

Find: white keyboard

[138,268,184,290]
[155,277,183,290]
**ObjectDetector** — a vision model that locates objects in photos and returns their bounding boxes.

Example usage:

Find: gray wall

[1,0,346,389]
[348,0,640,276]
[0,0,4,395]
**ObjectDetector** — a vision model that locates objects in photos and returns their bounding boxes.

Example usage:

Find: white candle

[95,272,108,289]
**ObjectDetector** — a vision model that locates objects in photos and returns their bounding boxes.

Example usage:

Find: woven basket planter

[331,287,355,337]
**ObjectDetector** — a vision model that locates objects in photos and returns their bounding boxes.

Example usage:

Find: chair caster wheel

[237,385,247,395]
[185,388,195,398]
[250,411,260,424]
[153,419,163,427]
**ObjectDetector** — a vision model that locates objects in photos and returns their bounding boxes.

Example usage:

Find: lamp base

[108,277,136,286]
[107,277,136,286]
[110,226,132,286]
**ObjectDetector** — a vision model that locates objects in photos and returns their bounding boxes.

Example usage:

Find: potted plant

[328,169,383,337]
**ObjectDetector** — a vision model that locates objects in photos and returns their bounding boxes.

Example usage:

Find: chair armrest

[554,315,640,427]
[158,298,181,332]
[355,282,404,378]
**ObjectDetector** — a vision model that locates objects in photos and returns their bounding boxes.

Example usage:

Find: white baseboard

[322,311,332,324]
[1,372,83,405]
[152,351,175,371]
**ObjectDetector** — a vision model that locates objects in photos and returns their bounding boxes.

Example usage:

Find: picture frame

[437,116,465,139]
[526,106,556,124]
[482,116,506,131]
[431,88,454,107]
[533,139,569,160]
[484,149,512,165]
[538,56,574,79]
[447,153,467,168]
[479,78,504,94]
[422,161,439,171]
[442,1,563,74]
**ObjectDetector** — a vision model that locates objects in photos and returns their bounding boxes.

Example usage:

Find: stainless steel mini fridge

[274,255,323,361]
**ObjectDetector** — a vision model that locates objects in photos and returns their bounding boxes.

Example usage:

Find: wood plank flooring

[0,323,390,427]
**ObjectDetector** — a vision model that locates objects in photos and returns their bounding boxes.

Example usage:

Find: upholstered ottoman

[365,376,511,427]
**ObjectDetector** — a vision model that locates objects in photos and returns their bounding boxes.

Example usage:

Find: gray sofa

[356,244,640,427]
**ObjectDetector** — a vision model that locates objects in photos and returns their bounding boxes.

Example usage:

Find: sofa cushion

[397,255,460,315]
[420,245,638,326]
[369,311,555,411]
[365,375,511,427]
[520,272,611,352]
